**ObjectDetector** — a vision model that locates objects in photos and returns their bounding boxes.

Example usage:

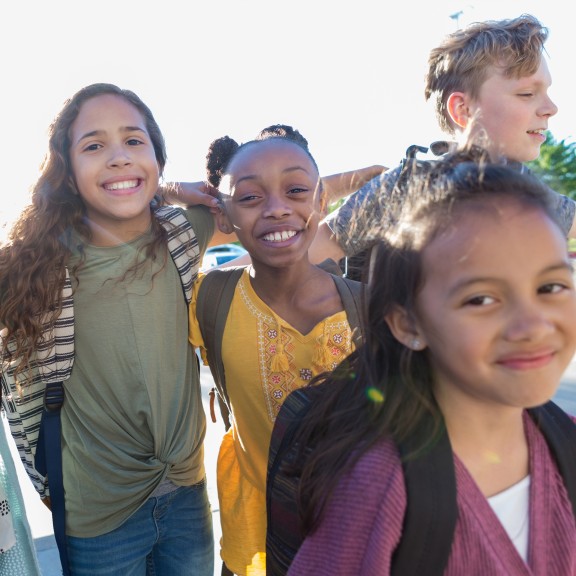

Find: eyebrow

[447,261,573,297]
[74,125,147,146]
[234,166,311,186]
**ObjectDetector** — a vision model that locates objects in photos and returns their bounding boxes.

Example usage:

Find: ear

[385,305,427,351]
[215,203,234,235]
[446,92,470,130]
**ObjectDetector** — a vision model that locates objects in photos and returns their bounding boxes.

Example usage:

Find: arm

[163,181,220,212]
[310,167,401,261]
[322,165,387,203]
[307,220,346,264]
[169,183,239,247]
[165,167,388,211]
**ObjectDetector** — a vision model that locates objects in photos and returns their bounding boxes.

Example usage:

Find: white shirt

[488,475,531,561]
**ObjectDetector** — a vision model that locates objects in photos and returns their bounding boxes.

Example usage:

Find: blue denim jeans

[67,480,214,575]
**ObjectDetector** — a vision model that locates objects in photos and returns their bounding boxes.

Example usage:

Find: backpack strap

[34,380,71,575]
[266,385,321,575]
[528,401,576,517]
[393,401,576,575]
[196,265,365,430]
[196,267,245,430]
[330,274,364,348]
[155,205,202,304]
[391,424,458,576]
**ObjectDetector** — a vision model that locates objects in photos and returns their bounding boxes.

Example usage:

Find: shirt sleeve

[324,166,402,258]
[188,272,208,365]
[287,441,405,576]
[550,192,576,238]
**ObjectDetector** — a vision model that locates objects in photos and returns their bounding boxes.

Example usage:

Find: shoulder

[345,439,405,493]
[155,204,214,242]
[288,438,405,575]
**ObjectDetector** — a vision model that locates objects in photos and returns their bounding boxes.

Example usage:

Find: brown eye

[464,295,495,307]
[538,283,566,295]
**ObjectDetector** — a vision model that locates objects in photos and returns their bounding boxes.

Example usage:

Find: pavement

[6,357,576,576]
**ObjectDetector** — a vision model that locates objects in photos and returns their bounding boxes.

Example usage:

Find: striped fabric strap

[0,271,74,497]
[155,205,200,304]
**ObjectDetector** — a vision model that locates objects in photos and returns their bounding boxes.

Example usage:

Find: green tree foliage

[528,133,576,200]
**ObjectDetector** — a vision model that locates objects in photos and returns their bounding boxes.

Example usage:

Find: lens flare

[366,386,384,403]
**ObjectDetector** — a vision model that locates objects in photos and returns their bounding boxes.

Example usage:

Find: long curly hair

[292,151,560,534]
[0,83,169,379]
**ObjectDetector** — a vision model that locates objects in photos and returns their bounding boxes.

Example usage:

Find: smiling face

[411,199,576,416]
[69,94,161,245]
[218,139,323,268]
[465,57,558,162]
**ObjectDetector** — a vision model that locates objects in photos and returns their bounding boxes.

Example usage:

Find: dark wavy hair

[0,83,169,381]
[293,151,560,534]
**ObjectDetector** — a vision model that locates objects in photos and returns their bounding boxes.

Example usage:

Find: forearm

[324,171,392,258]
[322,165,387,203]
[308,221,346,264]
[162,181,220,211]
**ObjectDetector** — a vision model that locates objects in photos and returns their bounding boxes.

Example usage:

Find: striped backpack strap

[1,268,74,498]
[155,205,201,304]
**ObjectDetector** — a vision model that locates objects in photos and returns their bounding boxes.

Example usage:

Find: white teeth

[105,180,138,190]
[263,230,297,242]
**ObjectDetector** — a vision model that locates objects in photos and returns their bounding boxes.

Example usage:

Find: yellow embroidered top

[189,269,355,575]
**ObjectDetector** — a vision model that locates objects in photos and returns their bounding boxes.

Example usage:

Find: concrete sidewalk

[8,357,576,575]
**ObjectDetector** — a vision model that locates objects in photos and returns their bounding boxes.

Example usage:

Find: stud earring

[411,338,421,350]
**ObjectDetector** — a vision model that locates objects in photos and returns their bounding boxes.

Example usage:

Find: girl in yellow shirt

[189,126,362,575]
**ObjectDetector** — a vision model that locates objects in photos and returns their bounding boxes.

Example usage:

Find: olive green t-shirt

[62,207,213,537]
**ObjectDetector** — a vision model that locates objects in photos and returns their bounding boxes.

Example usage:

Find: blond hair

[425,14,548,135]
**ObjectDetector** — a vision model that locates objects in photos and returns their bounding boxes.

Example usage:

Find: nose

[504,300,554,342]
[107,144,132,168]
[262,195,292,219]
[540,94,558,119]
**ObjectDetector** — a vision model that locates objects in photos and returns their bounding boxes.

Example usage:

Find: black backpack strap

[35,381,71,576]
[391,426,458,576]
[528,401,576,517]
[330,274,365,348]
[316,258,344,277]
[266,386,320,575]
[196,266,245,430]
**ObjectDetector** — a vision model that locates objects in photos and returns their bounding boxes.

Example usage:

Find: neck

[87,216,152,247]
[440,400,529,496]
[249,258,317,299]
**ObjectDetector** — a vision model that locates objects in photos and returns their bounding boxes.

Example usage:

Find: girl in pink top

[281,151,576,575]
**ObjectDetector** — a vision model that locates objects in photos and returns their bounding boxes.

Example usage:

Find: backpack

[0,206,201,576]
[195,261,365,430]
[266,387,576,576]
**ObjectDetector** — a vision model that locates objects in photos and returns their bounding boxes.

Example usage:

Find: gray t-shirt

[62,206,213,537]
[326,160,576,257]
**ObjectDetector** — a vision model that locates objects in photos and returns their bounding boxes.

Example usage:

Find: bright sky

[1,0,572,226]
